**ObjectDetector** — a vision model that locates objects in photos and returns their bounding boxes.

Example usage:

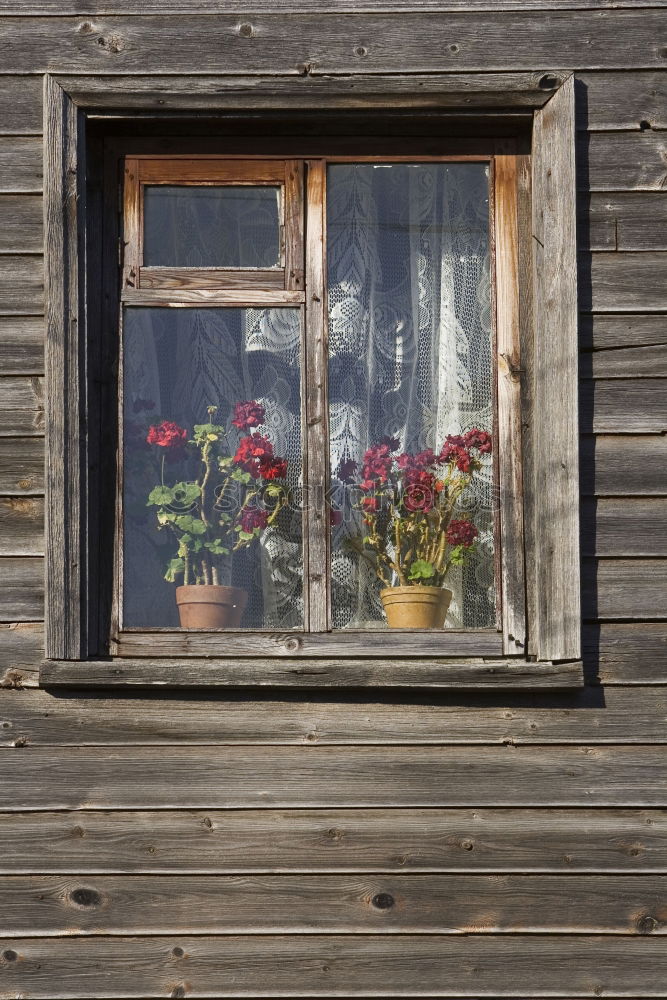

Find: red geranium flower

[464,428,493,454]
[231,400,266,431]
[146,420,188,449]
[439,436,473,473]
[238,506,269,533]
[446,518,479,548]
[338,458,358,484]
[361,495,380,513]
[259,456,288,481]
[361,443,393,484]
[234,433,274,477]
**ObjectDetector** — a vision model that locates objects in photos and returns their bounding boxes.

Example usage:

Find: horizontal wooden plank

[0,256,43,315]
[0,437,44,494]
[3,873,666,936]
[0,623,41,688]
[0,12,664,74]
[582,499,667,556]
[583,558,667,620]
[0,496,43,556]
[1,806,664,875]
[2,745,665,809]
[42,658,582,690]
[0,317,44,375]
[584,252,667,312]
[0,376,44,436]
[0,137,42,192]
[580,435,667,495]
[0,934,664,996]
[2,684,666,746]
[579,313,667,351]
[581,345,667,378]
[5,1,666,12]
[580,379,667,433]
[0,195,42,252]
[0,76,42,135]
[0,557,43,622]
[584,130,667,191]
[577,71,667,131]
[585,622,667,683]
[56,71,557,112]
[583,192,667,251]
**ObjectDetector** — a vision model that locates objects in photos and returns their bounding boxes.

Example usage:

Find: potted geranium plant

[145,401,289,628]
[340,429,492,628]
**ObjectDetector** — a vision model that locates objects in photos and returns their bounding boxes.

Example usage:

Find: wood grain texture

[41,658,582,690]
[576,71,667,131]
[580,379,667,433]
[0,194,42,252]
[582,499,667,556]
[0,12,664,74]
[0,317,44,375]
[0,256,43,314]
[582,345,667,379]
[2,684,666,746]
[43,74,83,661]
[0,377,44,436]
[0,623,41,688]
[0,807,664,874]
[0,557,43,621]
[531,76,580,661]
[585,252,667,312]
[0,76,42,135]
[3,873,666,936]
[0,137,42,193]
[583,558,667,619]
[0,438,44,494]
[583,192,667,251]
[585,623,667,683]
[584,130,667,191]
[53,71,558,111]
[580,436,667,495]
[0,496,43,555]
[579,313,667,351]
[0,934,664,996]
[2,745,665,809]
[5,0,665,11]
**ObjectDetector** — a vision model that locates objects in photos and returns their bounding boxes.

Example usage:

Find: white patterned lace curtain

[326,163,495,628]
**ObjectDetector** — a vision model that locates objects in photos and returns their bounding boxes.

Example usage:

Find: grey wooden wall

[1,2,666,996]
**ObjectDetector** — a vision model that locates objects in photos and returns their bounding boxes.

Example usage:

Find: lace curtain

[327,163,495,628]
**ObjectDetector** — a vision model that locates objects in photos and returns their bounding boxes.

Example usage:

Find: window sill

[39,658,584,689]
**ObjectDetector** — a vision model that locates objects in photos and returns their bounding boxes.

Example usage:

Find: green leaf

[448,544,466,567]
[232,467,253,484]
[164,557,184,583]
[236,530,256,542]
[174,515,206,535]
[264,483,283,498]
[408,559,436,581]
[171,482,201,504]
[204,539,230,555]
[147,485,174,506]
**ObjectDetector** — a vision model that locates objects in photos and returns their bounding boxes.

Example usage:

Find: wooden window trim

[41,73,583,689]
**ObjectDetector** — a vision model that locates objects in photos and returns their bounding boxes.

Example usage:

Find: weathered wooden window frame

[41,73,582,689]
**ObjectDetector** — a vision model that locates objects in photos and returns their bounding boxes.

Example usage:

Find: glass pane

[122,307,303,629]
[143,186,281,267]
[327,162,495,630]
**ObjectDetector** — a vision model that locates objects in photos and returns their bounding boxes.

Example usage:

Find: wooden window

[113,152,524,662]
[42,74,582,688]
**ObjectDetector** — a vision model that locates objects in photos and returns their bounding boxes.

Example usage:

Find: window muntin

[116,153,515,656]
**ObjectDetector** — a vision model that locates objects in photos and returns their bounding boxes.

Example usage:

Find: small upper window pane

[143,185,282,268]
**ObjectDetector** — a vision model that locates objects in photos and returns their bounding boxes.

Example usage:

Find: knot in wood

[449,44,460,53]
[2,950,17,963]
[77,20,97,34]
[538,74,559,90]
[172,946,185,958]
[372,892,395,909]
[460,838,475,851]
[637,914,659,934]
[70,887,102,908]
[354,45,368,57]
[238,22,254,37]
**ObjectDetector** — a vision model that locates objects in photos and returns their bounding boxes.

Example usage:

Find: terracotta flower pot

[175,584,248,628]
[380,585,452,629]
